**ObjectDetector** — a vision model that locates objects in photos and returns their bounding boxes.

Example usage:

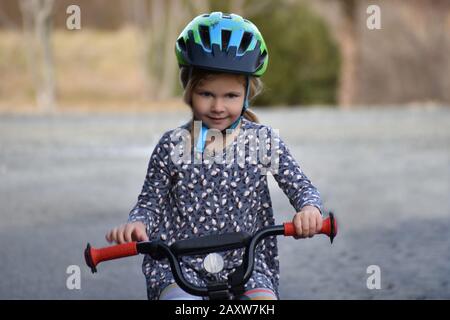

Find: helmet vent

[221,29,232,51]
[258,49,268,66]
[199,25,211,50]
[238,31,253,54]
[222,14,232,19]
[177,38,187,52]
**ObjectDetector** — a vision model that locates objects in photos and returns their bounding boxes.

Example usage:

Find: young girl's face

[191,73,246,131]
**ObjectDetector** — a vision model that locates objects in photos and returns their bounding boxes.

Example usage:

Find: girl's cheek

[191,100,204,114]
[194,104,209,115]
[194,95,209,108]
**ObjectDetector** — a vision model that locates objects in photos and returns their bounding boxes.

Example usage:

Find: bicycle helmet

[175,12,269,153]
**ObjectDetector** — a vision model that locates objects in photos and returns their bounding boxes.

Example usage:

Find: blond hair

[179,67,263,123]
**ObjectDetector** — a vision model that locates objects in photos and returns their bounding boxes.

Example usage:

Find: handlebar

[85,212,337,297]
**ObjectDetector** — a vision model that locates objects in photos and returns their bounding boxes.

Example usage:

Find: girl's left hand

[292,206,323,239]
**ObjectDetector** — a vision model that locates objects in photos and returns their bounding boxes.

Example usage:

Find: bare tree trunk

[19,0,56,112]
[336,0,358,108]
[132,0,155,100]
[131,0,212,102]
[160,0,183,100]
[132,0,167,101]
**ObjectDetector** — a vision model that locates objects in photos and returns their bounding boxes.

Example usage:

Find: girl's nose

[211,98,226,113]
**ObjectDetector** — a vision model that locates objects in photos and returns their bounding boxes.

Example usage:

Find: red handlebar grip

[85,242,138,273]
[283,213,338,243]
[283,222,296,237]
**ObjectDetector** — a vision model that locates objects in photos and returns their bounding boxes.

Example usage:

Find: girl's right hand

[105,221,149,244]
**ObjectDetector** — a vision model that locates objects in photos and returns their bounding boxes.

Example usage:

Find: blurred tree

[244,0,340,106]
[335,0,358,108]
[131,0,178,101]
[130,0,211,101]
[19,0,56,111]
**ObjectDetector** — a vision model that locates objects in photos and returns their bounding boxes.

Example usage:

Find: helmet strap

[243,75,250,111]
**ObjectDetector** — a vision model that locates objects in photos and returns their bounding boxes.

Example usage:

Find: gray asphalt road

[0,106,449,299]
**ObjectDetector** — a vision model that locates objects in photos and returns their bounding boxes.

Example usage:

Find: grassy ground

[0,28,186,113]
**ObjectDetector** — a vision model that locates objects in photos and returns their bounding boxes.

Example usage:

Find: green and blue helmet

[175,12,268,77]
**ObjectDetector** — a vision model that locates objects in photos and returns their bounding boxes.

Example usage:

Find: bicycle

[85,212,337,300]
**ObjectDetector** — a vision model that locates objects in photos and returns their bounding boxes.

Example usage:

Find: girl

[106,12,323,300]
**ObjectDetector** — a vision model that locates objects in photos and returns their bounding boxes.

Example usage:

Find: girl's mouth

[208,116,227,121]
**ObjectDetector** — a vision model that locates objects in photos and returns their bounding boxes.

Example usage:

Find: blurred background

[0,0,449,299]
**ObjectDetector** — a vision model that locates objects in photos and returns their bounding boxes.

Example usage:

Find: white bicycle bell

[203,253,224,274]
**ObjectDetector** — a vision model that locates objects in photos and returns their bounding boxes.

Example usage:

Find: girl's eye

[226,94,238,99]
[199,92,212,97]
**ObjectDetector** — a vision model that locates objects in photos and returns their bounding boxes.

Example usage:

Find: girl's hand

[292,206,323,239]
[105,221,149,244]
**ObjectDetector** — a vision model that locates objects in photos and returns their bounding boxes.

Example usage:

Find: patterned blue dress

[128,117,323,300]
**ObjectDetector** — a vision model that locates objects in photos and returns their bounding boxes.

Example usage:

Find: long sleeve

[268,128,323,214]
[128,132,173,235]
